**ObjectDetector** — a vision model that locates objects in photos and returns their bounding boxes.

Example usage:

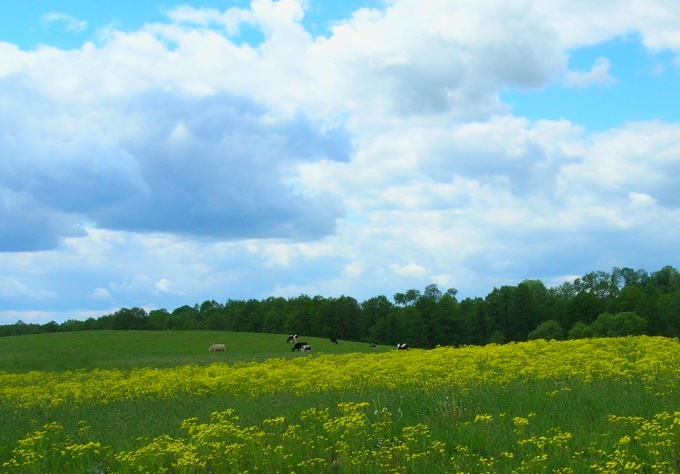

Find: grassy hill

[0,330,393,373]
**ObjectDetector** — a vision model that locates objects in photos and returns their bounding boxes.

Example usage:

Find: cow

[292,341,310,351]
[209,343,226,353]
[330,337,338,344]
[370,342,378,347]
[286,334,298,343]
[396,343,409,350]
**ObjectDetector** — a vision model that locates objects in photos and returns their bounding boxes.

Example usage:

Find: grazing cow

[209,343,226,353]
[286,334,298,343]
[370,342,377,347]
[292,341,310,351]
[330,337,338,344]
[302,344,312,351]
[396,343,409,350]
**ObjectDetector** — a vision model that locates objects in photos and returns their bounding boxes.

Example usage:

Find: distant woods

[3,265,680,347]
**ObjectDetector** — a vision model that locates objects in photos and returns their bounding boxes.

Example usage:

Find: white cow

[209,343,226,353]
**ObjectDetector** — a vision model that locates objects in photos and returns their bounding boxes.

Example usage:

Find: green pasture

[0,330,391,373]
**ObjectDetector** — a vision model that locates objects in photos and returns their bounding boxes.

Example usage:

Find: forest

[2,265,679,348]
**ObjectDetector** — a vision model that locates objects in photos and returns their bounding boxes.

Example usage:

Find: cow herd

[208,337,409,353]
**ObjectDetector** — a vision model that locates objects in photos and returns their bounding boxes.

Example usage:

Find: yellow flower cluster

[2,336,680,472]
[3,336,679,409]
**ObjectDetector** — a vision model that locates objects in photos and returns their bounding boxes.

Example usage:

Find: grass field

[0,330,392,372]
[2,332,680,473]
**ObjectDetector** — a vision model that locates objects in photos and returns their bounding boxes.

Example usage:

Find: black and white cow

[370,342,378,347]
[396,343,409,350]
[330,337,338,344]
[286,334,298,343]
[292,341,310,351]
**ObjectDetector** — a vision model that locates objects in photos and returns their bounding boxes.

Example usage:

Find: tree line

[3,265,680,347]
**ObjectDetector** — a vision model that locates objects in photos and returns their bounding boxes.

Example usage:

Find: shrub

[528,320,563,340]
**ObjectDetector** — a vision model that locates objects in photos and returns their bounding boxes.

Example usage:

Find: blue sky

[1,1,384,49]
[504,38,680,129]
[1,0,680,325]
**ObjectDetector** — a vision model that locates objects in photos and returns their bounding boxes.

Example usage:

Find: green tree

[111,307,148,330]
[168,305,199,330]
[575,270,618,300]
[416,284,441,347]
[199,300,223,330]
[394,289,420,306]
[658,292,680,338]
[284,295,316,336]
[566,291,603,328]
[649,265,680,293]
[361,295,393,343]
[336,295,361,340]
[617,267,649,287]
[611,285,646,313]
[590,311,647,337]
[396,305,427,347]
[435,289,463,346]
[240,299,266,333]
[147,309,169,330]
[460,297,490,345]
[486,286,530,341]
[527,320,564,340]
[567,321,593,340]
[261,297,287,334]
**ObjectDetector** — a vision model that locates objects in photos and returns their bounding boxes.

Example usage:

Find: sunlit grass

[2,336,680,472]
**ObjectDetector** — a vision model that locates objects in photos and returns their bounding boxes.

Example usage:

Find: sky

[1,0,680,325]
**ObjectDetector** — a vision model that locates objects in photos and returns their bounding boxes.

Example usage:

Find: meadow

[1,332,680,473]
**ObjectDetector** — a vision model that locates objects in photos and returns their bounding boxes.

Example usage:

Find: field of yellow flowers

[2,336,680,473]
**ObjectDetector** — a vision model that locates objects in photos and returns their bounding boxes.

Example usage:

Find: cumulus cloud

[531,0,680,49]
[2,0,680,324]
[0,33,350,251]
[306,0,565,121]
[557,122,680,207]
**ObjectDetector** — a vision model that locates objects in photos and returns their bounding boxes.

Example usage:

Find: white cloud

[154,278,184,296]
[2,0,680,324]
[0,277,58,301]
[390,263,429,279]
[556,122,680,207]
[305,0,565,122]
[90,287,112,299]
[531,0,680,49]
[42,12,87,33]
[564,57,617,88]
[165,5,256,37]
[629,192,656,207]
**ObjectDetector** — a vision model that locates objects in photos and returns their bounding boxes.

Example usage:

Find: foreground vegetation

[2,334,680,472]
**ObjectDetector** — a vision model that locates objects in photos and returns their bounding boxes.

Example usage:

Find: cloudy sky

[2,0,680,325]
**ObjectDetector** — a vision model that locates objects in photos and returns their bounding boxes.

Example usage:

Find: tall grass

[2,334,680,472]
